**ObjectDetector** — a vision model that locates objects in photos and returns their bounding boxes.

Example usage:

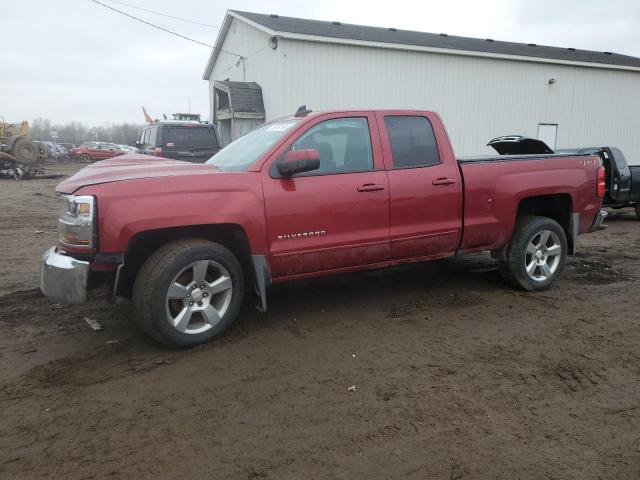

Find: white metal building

[203,11,640,163]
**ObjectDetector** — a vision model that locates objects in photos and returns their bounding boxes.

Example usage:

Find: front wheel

[79,153,90,162]
[133,239,245,348]
[500,215,567,291]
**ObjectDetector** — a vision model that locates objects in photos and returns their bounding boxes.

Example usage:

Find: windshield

[164,126,218,150]
[206,120,299,172]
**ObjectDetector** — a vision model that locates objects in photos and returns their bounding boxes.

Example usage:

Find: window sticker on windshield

[266,122,295,132]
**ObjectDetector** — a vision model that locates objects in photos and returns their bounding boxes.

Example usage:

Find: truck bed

[455,152,602,254]
[511,146,638,207]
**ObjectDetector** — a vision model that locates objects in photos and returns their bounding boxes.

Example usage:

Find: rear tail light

[597,165,606,198]
[153,147,162,157]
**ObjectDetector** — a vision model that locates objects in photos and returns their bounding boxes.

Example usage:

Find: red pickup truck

[41,109,607,347]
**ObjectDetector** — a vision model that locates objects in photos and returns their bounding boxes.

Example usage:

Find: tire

[36,144,48,160]
[12,139,40,166]
[500,215,567,291]
[133,239,244,348]
[79,153,90,162]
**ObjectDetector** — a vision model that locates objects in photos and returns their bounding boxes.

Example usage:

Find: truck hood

[56,154,220,193]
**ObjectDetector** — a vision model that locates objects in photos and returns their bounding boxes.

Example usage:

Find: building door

[219,119,231,147]
[537,124,558,150]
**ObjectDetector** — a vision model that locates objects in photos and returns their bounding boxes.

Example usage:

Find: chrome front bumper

[40,247,89,304]
[589,209,608,232]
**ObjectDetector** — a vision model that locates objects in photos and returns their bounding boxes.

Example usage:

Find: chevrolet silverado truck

[41,110,607,348]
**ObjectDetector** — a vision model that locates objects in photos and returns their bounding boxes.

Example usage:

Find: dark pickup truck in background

[556,147,640,219]
[489,136,640,219]
[136,120,220,163]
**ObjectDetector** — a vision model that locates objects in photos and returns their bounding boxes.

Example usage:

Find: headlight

[58,194,96,250]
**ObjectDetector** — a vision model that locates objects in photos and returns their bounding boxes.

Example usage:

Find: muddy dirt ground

[1,163,639,479]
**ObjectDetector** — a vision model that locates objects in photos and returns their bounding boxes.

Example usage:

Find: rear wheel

[133,239,244,348]
[500,215,567,291]
[79,153,90,162]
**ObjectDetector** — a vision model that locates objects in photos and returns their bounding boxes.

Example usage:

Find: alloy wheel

[524,229,562,282]
[165,260,233,335]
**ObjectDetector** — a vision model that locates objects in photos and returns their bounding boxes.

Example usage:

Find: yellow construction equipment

[0,120,40,163]
[0,118,47,178]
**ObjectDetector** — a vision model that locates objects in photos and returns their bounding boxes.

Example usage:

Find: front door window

[263,114,390,277]
[290,117,373,175]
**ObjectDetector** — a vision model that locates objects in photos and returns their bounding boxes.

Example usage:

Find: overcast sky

[2,0,639,126]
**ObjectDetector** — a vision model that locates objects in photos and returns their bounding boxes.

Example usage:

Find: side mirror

[277,149,320,177]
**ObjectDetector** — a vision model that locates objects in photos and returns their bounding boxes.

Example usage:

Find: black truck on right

[557,147,640,219]
[488,136,640,220]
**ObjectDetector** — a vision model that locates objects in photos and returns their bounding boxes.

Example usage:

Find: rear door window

[384,116,440,168]
[163,126,218,149]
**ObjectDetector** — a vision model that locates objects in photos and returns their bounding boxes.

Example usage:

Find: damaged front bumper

[40,247,89,304]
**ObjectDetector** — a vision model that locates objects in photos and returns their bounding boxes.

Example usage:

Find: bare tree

[30,118,143,145]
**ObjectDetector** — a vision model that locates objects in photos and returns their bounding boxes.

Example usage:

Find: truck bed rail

[457,152,594,164]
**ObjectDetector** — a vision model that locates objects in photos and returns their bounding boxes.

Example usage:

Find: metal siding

[277,40,640,164]
[208,20,640,165]
[209,19,281,124]
[231,118,264,139]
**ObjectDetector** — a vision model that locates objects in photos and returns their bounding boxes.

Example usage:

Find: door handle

[432,178,457,186]
[357,183,385,192]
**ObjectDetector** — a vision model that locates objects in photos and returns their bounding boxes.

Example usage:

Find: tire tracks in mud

[0,288,176,402]
[0,338,179,403]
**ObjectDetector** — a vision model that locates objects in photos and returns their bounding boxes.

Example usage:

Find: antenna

[295,105,312,117]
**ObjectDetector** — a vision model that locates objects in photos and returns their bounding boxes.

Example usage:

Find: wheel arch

[516,193,574,253]
[116,223,255,300]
